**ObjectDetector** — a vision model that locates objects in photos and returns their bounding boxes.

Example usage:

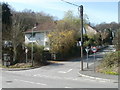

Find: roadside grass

[96,66,119,75]
[48,60,62,63]
[2,63,33,68]
[96,51,119,75]
[9,63,33,68]
[1,62,50,68]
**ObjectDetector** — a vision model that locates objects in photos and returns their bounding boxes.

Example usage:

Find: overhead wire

[60,0,88,19]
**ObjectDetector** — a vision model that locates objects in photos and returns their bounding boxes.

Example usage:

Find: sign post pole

[85,47,90,69]
[87,51,89,69]
[25,48,28,63]
[94,52,95,72]
[91,47,97,72]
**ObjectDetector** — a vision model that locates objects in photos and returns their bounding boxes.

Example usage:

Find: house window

[45,42,49,47]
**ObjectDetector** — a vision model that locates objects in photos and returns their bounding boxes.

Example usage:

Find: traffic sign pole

[26,53,28,63]
[25,48,28,63]
[87,52,89,69]
[91,46,97,72]
[94,52,95,72]
[85,48,90,69]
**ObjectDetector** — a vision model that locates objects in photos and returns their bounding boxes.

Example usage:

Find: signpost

[91,47,97,72]
[85,47,90,69]
[77,41,81,46]
[91,47,97,53]
[25,48,28,63]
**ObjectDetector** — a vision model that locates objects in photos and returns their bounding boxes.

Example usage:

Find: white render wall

[25,32,49,49]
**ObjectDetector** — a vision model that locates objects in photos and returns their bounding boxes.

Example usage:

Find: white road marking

[33,74,61,79]
[58,71,66,73]
[14,79,47,86]
[67,69,73,72]
[58,69,73,73]
[65,87,72,88]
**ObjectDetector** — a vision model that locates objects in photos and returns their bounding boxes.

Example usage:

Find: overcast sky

[1,0,119,24]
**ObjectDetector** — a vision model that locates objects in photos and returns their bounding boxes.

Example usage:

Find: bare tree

[11,13,24,62]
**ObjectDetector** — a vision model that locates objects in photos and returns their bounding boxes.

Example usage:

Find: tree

[17,10,36,31]
[13,10,54,32]
[48,30,76,54]
[2,3,12,40]
[11,13,25,62]
[95,22,120,45]
[36,12,54,25]
[83,34,101,47]
[113,28,120,51]
[62,10,81,31]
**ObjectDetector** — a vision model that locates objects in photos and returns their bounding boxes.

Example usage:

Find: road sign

[25,48,28,53]
[91,47,97,53]
[85,48,90,53]
[77,41,81,46]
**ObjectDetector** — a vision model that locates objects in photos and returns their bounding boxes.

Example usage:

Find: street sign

[25,48,28,53]
[91,47,97,53]
[85,48,90,53]
[77,41,81,46]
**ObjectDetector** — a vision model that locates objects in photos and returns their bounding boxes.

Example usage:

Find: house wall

[25,32,49,49]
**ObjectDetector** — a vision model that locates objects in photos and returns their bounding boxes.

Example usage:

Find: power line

[61,0,80,7]
[60,0,86,17]
[61,0,81,17]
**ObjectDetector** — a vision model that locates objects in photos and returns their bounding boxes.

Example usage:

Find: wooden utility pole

[80,5,83,71]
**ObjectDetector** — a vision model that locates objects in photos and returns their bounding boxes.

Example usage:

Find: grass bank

[96,51,119,75]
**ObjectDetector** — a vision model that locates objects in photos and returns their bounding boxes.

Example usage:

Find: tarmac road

[1,45,118,88]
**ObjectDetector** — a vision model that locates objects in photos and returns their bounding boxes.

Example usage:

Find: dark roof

[25,22,55,33]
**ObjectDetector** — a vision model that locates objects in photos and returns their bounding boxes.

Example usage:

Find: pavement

[78,60,118,82]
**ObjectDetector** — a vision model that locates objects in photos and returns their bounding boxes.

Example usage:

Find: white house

[25,30,50,50]
[24,22,55,50]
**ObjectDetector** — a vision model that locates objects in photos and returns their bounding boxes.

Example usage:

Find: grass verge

[96,51,119,75]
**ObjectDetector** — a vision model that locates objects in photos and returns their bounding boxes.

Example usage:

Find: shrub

[97,51,120,75]
[101,51,119,67]
[25,44,44,65]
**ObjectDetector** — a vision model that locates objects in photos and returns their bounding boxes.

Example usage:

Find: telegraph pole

[80,5,84,71]
[60,0,84,71]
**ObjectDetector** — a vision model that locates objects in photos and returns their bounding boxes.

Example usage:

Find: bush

[113,29,120,51]
[97,51,120,75]
[25,44,44,65]
[101,51,119,67]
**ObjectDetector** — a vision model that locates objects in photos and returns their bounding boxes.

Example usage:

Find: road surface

[1,45,118,88]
